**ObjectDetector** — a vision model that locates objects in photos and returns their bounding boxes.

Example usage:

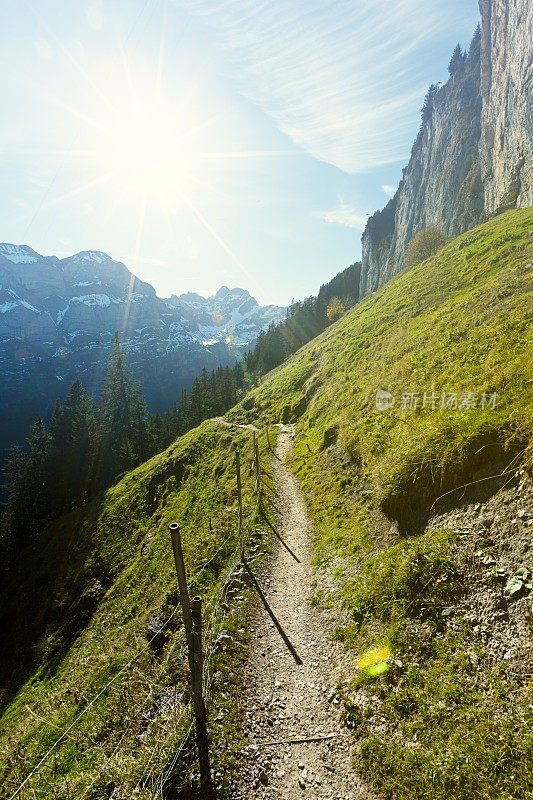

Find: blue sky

[0,0,480,305]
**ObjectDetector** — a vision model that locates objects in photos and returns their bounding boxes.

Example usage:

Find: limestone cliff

[360,0,532,296]
[479,0,533,213]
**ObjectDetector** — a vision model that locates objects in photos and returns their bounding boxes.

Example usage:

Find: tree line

[246,262,360,375]
[1,261,360,562]
[0,333,247,560]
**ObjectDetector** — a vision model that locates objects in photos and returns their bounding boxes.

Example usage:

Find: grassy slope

[0,421,273,799]
[226,208,533,800]
[1,209,532,800]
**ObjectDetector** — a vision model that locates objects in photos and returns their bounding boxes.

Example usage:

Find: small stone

[258,769,269,785]
[298,777,306,790]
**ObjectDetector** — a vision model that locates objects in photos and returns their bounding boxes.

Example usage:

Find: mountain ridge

[0,243,285,459]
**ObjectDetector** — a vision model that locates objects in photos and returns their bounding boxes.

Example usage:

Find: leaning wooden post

[254,439,262,506]
[236,451,244,559]
[169,525,215,799]
[191,596,214,799]
[168,523,194,671]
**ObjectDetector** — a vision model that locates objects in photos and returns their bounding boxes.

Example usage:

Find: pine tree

[63,378,91,506]
[5,417,51,544]
[421,84,439,124]
[150,412,165,453]
[448,44,464,74]
[46,380,91,512]
[234,360,245,390]
[187,377,204,429]
[91,333,148,488]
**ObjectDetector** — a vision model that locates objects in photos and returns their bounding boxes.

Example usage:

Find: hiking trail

[233,426,371,799]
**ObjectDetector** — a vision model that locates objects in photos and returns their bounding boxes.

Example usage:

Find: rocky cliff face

[360,0,532,296]
[0,245,284,458]
[479,0,533,214]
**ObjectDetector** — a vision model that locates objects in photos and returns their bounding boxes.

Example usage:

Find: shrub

[327,296,346,322]
[405,227,450,269]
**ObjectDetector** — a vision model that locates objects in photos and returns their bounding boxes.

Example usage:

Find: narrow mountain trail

[233,426,372,800]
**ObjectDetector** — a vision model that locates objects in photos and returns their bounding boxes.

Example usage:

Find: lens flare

[357,645,391,673]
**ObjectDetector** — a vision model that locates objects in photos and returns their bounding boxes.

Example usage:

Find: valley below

[0,1,532,794]
[1,209,531,800]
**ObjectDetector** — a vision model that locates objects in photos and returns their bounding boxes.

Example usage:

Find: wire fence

[6,425,272,800]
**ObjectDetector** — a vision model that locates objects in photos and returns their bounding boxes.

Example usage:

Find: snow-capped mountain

[0,244,285,457]
[167,286,284,347]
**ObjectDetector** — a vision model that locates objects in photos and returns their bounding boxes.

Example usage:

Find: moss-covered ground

[0,422,276,798]
[1,208,532,800]
[228,208,533,800]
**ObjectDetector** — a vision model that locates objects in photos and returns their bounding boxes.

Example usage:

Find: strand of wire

[11,431,267,799]
[77,636,189,799]
[8,525,238,800]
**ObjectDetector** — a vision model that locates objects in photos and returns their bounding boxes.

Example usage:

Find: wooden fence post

[168,523,194,671]
[169,524,215,799]
[254,439,262,506]
[236,451,243,559]
[191,596,214,799]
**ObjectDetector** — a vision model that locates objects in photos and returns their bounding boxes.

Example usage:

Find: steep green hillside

[0,421,273,798]
[228,208,533,800]
[1,209,531,800]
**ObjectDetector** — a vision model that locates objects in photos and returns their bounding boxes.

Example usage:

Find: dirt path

[233,427,370,800]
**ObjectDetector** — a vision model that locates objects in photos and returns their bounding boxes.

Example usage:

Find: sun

[97,89,197,204]
[40,52,293,290]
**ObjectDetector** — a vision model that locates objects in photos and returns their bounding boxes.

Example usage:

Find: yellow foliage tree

[405,227,450,269]
[326,296,346,322]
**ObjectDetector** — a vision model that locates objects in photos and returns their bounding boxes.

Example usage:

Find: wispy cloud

[178,0,478,173]
[319,201,367,230]
[381,184,397,197]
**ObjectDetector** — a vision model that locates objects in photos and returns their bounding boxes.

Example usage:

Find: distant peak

[215,286,249,299]
[179,291,206,302]
[0,243,41,264]
[69,250,115,264]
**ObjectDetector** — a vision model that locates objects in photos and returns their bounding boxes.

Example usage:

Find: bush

[405,227,450,269]
[326,296,346,322]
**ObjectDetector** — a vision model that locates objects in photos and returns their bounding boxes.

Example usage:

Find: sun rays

[21,1,296,304]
